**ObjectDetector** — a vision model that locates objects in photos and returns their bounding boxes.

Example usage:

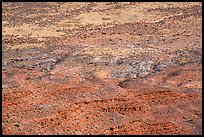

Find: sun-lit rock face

[2,2,202,135]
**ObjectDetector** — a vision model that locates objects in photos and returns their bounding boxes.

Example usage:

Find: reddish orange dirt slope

[2,2,202,135]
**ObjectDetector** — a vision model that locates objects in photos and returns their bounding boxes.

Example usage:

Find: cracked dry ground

[2,2,202,135]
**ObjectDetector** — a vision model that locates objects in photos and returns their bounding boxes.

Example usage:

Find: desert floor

[2,2,202,135]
